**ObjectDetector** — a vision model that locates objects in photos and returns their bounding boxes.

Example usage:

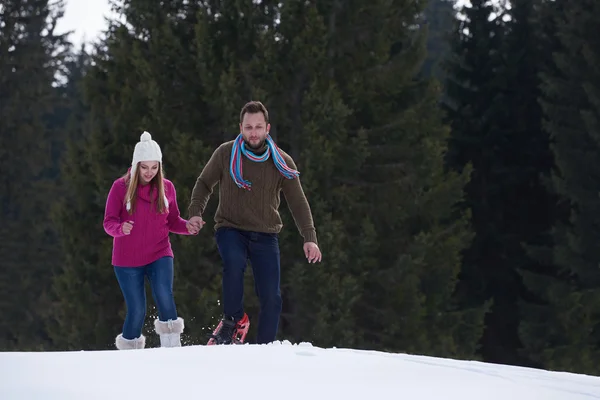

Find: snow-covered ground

[2,341,599,399]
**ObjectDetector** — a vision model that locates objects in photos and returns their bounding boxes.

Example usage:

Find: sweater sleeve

[103,179,126,238]
[166,180,192,235]
[281,155,318,245]
[188,144,224,218]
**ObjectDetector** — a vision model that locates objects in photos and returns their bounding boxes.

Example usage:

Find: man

[188,100,322,345]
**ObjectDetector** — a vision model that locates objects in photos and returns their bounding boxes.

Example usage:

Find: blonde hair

[122,162,168,214]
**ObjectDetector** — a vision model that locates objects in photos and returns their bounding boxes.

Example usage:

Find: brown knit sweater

[188,140,318,245]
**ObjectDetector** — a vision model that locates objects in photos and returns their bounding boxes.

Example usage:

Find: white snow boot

[115,333,146,350]
[154,317,184,348]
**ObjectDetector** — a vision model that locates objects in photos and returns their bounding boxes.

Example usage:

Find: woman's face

[138,161,159,184]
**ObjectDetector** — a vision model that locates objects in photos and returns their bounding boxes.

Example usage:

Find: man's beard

[243,138,266,150]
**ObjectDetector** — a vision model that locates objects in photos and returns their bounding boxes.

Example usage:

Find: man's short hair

[240,101,269,124]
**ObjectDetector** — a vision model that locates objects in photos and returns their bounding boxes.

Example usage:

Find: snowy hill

[2,341,599,399]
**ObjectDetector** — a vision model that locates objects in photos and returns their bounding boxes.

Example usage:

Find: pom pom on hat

[130,131,162,180]
[140,131,152,142]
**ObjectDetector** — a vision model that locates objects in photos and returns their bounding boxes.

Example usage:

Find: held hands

[122,221,134,235]
[303,242,322,263]
[187,216,206,235]
[186,221,199,235]
[122,218,203,235]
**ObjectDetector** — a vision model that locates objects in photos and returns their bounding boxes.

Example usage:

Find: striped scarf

[230,133,299,190]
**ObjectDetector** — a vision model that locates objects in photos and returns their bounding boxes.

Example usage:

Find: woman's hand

[121,221,134,235]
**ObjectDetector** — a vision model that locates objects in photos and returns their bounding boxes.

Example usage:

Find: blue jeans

[215,227,282,344]
[114,256,178,340]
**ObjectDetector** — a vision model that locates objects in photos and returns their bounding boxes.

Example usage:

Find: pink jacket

[103,176,191,267]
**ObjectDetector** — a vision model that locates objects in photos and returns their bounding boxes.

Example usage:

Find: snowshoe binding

[207,313,250,345]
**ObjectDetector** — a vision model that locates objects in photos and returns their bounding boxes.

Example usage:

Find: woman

[103,131,198,349]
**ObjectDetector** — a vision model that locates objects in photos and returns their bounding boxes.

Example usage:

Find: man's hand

[303,242,322,263]
[188,216,206,233]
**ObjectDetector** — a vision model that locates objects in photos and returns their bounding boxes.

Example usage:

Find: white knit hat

[126,131,168,212]
[130,131,162,181]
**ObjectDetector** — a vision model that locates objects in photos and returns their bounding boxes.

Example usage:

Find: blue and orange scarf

[229,133,299,190]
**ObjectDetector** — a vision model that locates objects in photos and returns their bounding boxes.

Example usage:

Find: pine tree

[240,2,369,347]
[422,0,455,79]
[442,0,538,364]
[236,0,488,356]
[50,0,486,354]
[485,0,561,368]
[49,5,194,348]
[49,31,133,349]
[49,0,283,348]
[293,0,487,357]
[520,0,600,375]
[0,0,69,350]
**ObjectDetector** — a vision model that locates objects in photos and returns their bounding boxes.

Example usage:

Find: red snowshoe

[207,313,250,345]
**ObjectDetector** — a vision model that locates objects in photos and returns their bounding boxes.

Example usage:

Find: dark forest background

[2,0,599,376]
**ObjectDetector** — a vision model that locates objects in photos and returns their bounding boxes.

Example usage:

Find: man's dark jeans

[215,227,282,344]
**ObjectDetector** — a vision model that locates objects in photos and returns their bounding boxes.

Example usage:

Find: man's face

[240,112,270,150]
